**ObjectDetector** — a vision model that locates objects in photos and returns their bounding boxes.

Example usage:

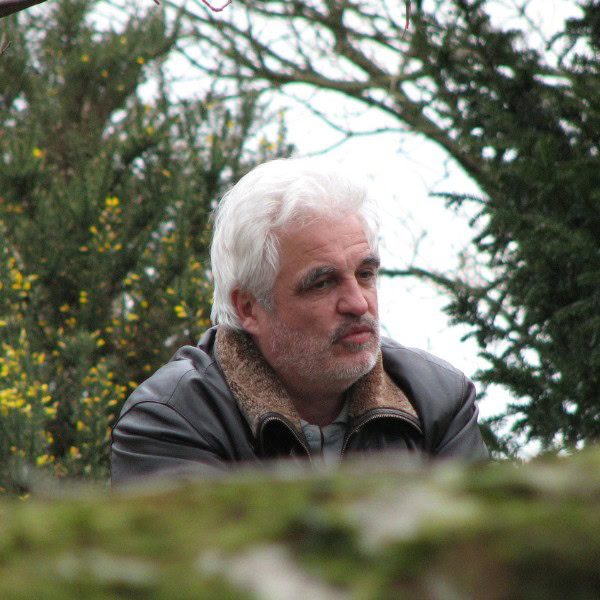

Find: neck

[281,380,347,426]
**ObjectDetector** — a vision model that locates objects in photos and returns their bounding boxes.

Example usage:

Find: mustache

[331,316,379,344]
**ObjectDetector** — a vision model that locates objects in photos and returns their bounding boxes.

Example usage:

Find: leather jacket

[111,327,488,486]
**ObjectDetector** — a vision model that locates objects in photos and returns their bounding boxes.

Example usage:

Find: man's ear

[231,289,261,335]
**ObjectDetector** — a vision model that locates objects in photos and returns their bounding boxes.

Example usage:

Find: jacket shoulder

[117,345,222,417]
[381,337,466,386]
[381,338,470,435]
[381,337,488,459]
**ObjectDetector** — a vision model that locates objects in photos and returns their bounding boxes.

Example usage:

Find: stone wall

[1,451,599,598]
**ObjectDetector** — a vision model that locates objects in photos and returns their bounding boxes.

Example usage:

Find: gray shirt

[300,402,350,465]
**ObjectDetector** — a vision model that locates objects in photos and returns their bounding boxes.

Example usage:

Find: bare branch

[0,32,9,54]
[0,0,46,18]
[199,0,232,12]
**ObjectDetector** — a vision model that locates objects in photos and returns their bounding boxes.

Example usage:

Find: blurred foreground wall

[0,450,599,599]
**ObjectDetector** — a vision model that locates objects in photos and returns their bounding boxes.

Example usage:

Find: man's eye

[312,279,331,290]
[358,270,377,281]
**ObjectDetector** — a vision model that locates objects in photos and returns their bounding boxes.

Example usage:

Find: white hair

[210,157,380,329]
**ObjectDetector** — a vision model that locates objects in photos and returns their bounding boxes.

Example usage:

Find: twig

[0,33,9,54]
[200,0,232,12]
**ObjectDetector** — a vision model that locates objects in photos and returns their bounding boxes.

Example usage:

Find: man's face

[244,214,380,393]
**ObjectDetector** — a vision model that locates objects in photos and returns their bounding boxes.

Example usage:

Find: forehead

[275,214,373,278]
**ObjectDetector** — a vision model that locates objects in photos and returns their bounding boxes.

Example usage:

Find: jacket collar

[214,326,419,438]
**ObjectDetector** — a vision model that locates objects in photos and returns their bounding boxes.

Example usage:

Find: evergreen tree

[0,0,291,489]
[179,0,600,453]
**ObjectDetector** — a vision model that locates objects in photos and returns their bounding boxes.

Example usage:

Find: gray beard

[267,315,380,390]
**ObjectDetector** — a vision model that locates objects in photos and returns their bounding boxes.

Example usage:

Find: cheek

[288,300,335,330]
[367,290,379,315]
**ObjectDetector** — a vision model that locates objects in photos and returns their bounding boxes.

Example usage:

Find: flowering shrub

[0,0,291,494]
[0,331,125,486]
[0,331,55,481]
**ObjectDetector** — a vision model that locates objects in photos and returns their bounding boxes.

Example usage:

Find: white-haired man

[111,159,488,485]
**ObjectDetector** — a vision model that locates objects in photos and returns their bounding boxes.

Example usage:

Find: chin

[331,349,378,382]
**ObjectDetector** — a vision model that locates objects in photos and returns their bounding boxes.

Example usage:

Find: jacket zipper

[341,411,422,457]
[259,415,312,463]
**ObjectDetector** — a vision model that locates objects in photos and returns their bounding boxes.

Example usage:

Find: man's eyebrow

[296,266,337,292]
[361,255,381,270]
[296,256,380,292]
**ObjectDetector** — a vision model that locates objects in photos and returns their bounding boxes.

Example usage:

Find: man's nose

[337,279,370,316]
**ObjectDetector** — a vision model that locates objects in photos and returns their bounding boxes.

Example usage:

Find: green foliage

[0,0,292,490]
[179,0,600,452]
[408,1,600,450]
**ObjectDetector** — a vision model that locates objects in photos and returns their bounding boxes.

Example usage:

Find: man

[111,158,488,485]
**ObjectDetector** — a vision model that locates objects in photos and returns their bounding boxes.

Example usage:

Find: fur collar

[215,326,419,437]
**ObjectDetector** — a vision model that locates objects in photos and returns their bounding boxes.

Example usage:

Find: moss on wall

[1,451,599,598]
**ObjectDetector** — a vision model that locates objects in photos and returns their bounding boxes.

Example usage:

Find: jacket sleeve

[111,400,227,488]
[433,377,489,461]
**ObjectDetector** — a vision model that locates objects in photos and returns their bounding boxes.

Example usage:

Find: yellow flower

[59,304,70,313]
[76,420,86,432]
[79,291,88,305]
[101,69,109,78]
[0,320,6,327]
[126,313,139,322]
[32,147,44,159]
[146,126,154,135]
[69,446,81,459]
[136,56,145,65]
[174,305,188,318]
[81,54,90,63]
[105,196,120,208]
[96,338,106,348]
[44,405,57,418]
[36,454,53,466]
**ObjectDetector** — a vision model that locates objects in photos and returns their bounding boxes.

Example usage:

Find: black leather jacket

[111,327,488,486]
